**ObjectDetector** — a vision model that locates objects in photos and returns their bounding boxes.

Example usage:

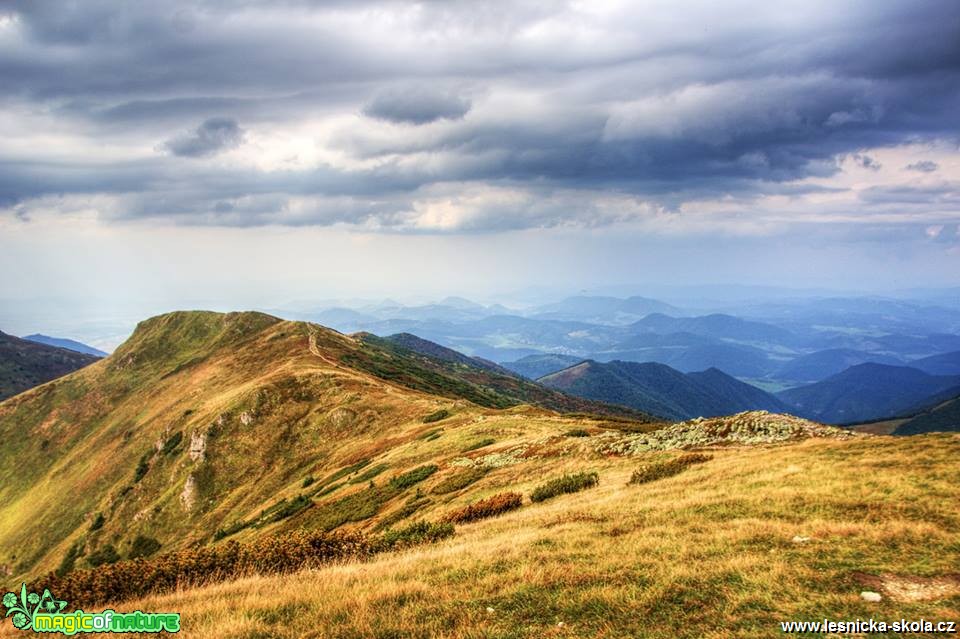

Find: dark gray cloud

[363,88,471,125]
[905,160,940,173]
[0,0,958,231]
[851,153,882,171]
[163,118,246,157]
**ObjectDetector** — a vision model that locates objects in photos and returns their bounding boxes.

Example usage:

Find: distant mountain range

[777,363,960,424]
[0,331,101,401]
[537,360,788,421]
[23,334,108,357]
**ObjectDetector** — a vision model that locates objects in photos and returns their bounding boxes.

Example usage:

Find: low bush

[37,526,453,610]
[530,471,599,503]
[89,513,105,532]
[161,431,183,455]
[301,475,315,489]
[389,464,439,490]
[128,536,162,559]
[431,467,489,494]
[374,498,431,531]
[441,492,523,523]
[422,409,452,423]
[564,428,590,437]
[133,454,150,483]
[379,521,454,549]
[86,545,120,568]
[628,453,712,485]
[461,438,495,452]
[349,463,389,483]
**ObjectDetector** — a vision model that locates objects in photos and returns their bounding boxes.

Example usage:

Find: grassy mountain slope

[36,430,960,639]
[0,311,650,582]
[777,363,960,424]
[537,360,785,421]
[0,331,100,401]
[893,390,960,435]
[381,332,513,376]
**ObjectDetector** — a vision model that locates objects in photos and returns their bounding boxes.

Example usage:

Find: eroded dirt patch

[855,572,960,602]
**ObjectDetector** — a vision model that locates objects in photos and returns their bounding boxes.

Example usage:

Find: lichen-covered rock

[596,411,858,455]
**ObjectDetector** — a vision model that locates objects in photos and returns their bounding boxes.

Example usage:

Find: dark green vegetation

[529,471,599,503]
[628,453,712,485]
[460,437,495,452]
[539,360,787,421]
[0,330,100,401]
[564,428,590,437]
[893,392,960,435]
[777,363,960,424]
[422,408,451,423]
[430,467,489,494]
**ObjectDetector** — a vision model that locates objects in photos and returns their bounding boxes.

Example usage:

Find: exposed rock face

[239,411,253,426]
[189,430,207,462]
[180,474,196,511]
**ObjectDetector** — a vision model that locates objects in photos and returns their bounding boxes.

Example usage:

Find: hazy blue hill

[605,337,775,378]
[531,295,680,324]
[909,350,960,376]
[22,334,108,357]
[776,363,960,424]
[501,353,585,379]
[775,348,904,383]
[0,330,100,401]
[538,360,786,421]
[631,313,795,344]
[687,368,790,414]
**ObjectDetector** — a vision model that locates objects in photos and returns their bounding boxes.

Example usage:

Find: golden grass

[7,434,952,638]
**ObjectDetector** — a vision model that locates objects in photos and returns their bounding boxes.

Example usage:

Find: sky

[1,0,960,325]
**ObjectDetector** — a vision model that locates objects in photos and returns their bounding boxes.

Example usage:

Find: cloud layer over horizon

[1,0,958,235]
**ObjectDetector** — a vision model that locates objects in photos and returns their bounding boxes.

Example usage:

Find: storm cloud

[0,0,958,233]
[163,118,246,158]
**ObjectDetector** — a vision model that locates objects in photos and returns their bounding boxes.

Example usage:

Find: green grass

[389,465,439,490]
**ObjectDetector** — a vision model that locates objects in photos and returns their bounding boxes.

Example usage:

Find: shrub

[56,542,83,577]
[530,472,599,503]
[89,513,105,532]
[461,438,495,452]
[261,495,313,524]
[128,536,162,559]
[86,545,120,568]
[213,519,253,541]
[389,464,439,490]
[628,453,712,485]
[374,498,431,531]
[417,428,442,441]
[379,521,454,549]
[441,492,523,523]
[301,475,316,489]
[431,467,489,495]
[564,428,590,437]
[37,526,453,610]
[349,463,389,484]
[133,454,150,483]
[422,409,451,423]
[313,484,397,531]
[161,431,183,455]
